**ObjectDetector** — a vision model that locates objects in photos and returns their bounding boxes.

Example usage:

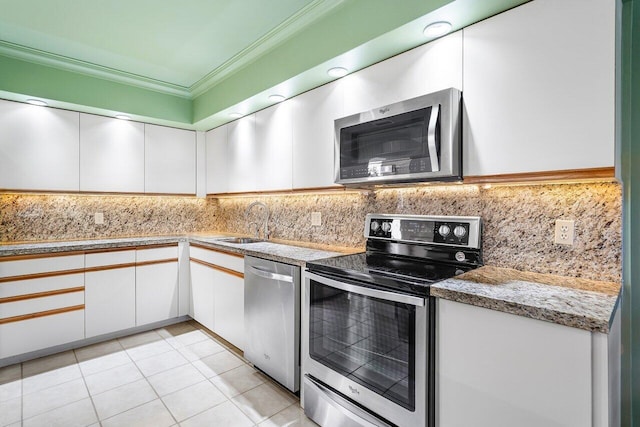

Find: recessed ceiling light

[269,94,286,103]
[26,99,47,107]
[115,114,131,120]
[229,112,243,118]
[423,21,452,37]
[327,67,348,78]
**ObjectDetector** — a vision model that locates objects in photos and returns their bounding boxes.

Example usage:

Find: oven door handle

[305,271,425,307]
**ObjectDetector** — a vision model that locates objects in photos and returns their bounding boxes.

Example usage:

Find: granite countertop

[189,236,345,267]
[431,265,621,333]
[0,234,349,267]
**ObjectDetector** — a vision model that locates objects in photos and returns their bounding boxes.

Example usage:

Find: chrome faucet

[245,201,269,240]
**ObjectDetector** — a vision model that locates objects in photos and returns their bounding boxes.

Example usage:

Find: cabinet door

[343,31,462,115]
[79,113,145,192]
[437,299,592,427]
[291,81,344,189]
[136,262,179,325]
[205,125,228,194]
[227,115,257,193]
[462,0,615,176]
[85,267,136,338]
[255,102,293,192]
[0,308,85,359]
[189,261,214,331]
[85,250,136,338]
[144,124,196,194]
[212,270,244,349]
[0,100,80,192]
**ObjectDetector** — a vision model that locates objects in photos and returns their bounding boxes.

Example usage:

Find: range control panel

[365,214,481,249]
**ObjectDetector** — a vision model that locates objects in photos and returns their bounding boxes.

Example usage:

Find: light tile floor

[0,321,318,427]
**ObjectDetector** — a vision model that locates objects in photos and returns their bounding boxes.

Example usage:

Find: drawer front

[190,246,244,273]
[85,250,136,268]
[136,245,178,263]
[0,308,85,359]
[0,254,84,279]
[0,273,84,299]
[0,291,84,319]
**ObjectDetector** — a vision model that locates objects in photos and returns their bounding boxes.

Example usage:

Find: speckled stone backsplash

[217,182,622,282]
[0,194,218,242]
[0,182,621,282]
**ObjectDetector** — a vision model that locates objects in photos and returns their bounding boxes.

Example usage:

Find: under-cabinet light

[115,114,131,120]
[423,21,452,38]
[327,67,348,78]
[269,94,286,103]
[26,99,47,107]
[229,112,243,118]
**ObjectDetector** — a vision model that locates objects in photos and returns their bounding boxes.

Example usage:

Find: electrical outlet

[94,212,104,225]
[554,219,575,245]
[311,212,322,226]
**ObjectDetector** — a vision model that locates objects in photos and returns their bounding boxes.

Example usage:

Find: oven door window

[308,280,416,411]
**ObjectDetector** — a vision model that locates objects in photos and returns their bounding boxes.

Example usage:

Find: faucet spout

[245,202,269,240]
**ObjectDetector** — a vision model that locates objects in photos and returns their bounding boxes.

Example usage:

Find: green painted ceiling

[0,0,529,130]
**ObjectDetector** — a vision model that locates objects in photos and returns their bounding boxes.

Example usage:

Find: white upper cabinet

[462,0,615,176]
[227,115,257,193]
[144,124,196,194]
[292,81,344,189]
[79,113,145,193]
[0,100,80,192]
[343,31,463,116]
[205,125,228,194]
[255,101,293,192]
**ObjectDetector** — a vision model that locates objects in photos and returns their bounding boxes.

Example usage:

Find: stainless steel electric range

[302,214,482,427]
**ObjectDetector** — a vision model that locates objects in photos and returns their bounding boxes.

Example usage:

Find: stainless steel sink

[219,237,264,244]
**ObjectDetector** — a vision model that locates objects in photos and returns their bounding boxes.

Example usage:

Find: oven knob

[455,251,467,262]
[381,222,392,232]
[438,224,451,237]
[454,225,467,238]
[370,221,380,231]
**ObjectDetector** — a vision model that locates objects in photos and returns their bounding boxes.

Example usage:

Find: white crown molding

[0,0,345,101]
[189,0,346,97]
[0,40,192,98]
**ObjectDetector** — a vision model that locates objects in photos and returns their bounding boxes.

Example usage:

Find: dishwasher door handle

[249,266,294,283]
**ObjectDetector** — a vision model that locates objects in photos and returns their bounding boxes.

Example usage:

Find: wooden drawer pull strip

[136,258,178,267]
[190,258,244,279]
[0,287,84,304]
[189,243,244,258]
[0,268,86,283]
[0,304,84,325]
[84,263,137,273]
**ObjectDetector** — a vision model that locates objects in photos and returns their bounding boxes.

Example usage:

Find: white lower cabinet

[135,246,179,326]
[0,255,86,359]
[189,245,244,349]
[85,250,136,338]
[189,260,215,331]
[0,308,85,359]
[437,299,618,427]
[212,269,244,350]
[85,267,136,338]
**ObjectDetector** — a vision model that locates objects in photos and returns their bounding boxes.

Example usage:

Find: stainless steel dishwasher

[244,255,301,392]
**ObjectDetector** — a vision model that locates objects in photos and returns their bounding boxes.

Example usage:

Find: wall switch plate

[554,219,574,245]
[94,212,104,225]
[311,212,322,226]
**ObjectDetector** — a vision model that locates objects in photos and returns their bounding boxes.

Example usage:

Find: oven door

[302,270,433,427]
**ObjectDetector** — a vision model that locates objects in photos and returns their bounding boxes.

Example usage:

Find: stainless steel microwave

[334,87,462,185]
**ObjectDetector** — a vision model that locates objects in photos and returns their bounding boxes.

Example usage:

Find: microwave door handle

[428,105,440,172]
